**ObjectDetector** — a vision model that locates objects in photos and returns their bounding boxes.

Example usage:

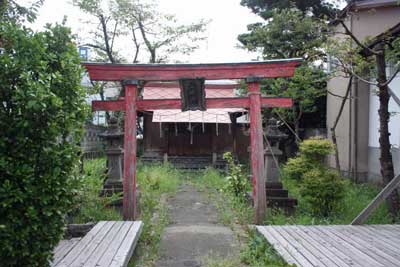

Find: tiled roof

[143,86,246,124]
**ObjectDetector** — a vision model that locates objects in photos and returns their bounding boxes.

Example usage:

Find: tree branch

[338,20,378,56]
[382,67,400,87]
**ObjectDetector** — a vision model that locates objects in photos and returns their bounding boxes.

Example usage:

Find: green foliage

[269,65,327,124]
[0,22,86,266]
[0,0,44,24]
[283,157,314,181]
[71,158,121,223]
[239,9,327,59]
[283,137,334,181]
[223,152,249,200]
[240,0,339,19]
[283,138,341,217]
[299,137,335,160]
[300,169,345,217]
[241,229,293,267]
[238,8,329,127]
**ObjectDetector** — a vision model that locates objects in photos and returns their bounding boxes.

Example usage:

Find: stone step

[265,182,284,189]
[267,197,298,208]
[266,188,289,198]
[141,156,227,169]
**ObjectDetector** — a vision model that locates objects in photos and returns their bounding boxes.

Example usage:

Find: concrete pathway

[156,183,239,267]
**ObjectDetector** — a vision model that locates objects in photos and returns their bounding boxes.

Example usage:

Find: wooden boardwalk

[257,224,400,267]
[52,221,143,267]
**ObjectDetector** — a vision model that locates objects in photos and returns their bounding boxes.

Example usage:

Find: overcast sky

[19,0,265,63]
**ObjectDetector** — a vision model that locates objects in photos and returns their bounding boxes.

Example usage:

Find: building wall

[368,75,400,181]
[326,4,400,182]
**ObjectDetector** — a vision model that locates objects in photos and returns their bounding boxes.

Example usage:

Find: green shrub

[299,137,334,161]
[282,157,314,180]
[0,22,86,266]
[223,152,249,199]
[300,169,345,217]
[283,137,334,181]
[71,158,121,224]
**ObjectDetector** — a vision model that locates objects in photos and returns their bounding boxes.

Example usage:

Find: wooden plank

[312,226,384,267]
[83,221,125,267]
[248,81,266,224]
[323,226,400,266]
[266,226,315,267]
[68,221,117,266]
[274,226,329,267]
[55,221,107,267]
[341,226,400,259]
[351,173,400,225]
[52,238,81,266]
[285,226,350,267]
[256,226,302,266]
[123,82,138,220]
[83,60,301,81]
[360,226,400,249]
[297,226,361,267]
[368,225,400,238]
[94,222,135,267]
[109,221,143,267]
[92,97,293,112]
[305,226,379,267]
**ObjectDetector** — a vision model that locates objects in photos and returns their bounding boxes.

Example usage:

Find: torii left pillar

[247,78,266,224]
[123,80,138,220]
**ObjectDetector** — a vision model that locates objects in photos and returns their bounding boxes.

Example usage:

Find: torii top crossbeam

[84,59,300,81]
[83,59,302,224]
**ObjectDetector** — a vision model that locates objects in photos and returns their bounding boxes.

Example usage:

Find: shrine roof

[143,85,245,124]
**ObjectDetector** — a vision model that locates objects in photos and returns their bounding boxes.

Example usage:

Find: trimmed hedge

[0,22,86,266]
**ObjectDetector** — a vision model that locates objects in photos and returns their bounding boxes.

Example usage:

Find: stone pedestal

[264,146,282,183]
[100,117,124,197]
[264,118,297,214]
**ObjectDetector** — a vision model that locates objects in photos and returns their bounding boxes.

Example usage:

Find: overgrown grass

[71,158,121,223]
[192,166,395,267]
[280,175,393,225]
[130,162,181,267]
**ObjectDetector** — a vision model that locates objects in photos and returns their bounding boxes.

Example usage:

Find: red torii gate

[83,59,301,224]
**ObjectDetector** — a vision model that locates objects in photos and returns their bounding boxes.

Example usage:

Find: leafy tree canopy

[0,0,44,24]
[238,8,327,60]
[240,0,340,19]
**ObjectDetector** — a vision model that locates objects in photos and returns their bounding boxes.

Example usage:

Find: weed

[71,158,121,223]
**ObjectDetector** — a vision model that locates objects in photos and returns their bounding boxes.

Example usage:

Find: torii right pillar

[247,78,266,224]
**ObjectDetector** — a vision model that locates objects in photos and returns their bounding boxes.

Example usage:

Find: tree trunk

[375,43,400,219]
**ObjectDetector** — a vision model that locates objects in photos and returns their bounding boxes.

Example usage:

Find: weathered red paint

[248,81,266,224]
[123,82,138,220]
[83,60,301,81]
[92,97,293,112]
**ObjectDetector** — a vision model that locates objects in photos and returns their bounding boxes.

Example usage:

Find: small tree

[0,21,86,266]
[326,19,400,219]
[238,8,328,141]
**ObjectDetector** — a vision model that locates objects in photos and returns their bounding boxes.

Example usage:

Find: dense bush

[223,152,249,199]
[283,137,334,181]
[282,138,344,217]
[300,169,345,217]
[71,158,121,224]
[299,138,334,161]
[0,22,86,266]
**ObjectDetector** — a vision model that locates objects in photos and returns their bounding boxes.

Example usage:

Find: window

[79,47,89,60]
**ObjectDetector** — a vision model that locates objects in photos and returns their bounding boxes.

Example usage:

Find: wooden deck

[52,221,143,267]
[256,224,400,267]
